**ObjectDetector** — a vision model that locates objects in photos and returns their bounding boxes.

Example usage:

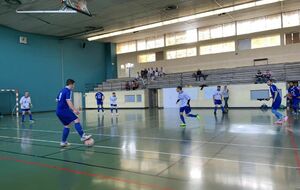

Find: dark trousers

[224,97,229,109]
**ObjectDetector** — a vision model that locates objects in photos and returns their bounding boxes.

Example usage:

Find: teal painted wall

[104,43,117,79]
[0,26,107,113]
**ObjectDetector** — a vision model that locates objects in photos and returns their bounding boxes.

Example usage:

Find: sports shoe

[274,120,283,125]
[60,142,70,147]
[196,115,201,120]
[81,134,92,142]
[29,120,35,123]
[180,123,186,128]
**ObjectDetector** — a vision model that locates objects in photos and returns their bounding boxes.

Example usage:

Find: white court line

[0,135,299,170]
[0,127,300,151]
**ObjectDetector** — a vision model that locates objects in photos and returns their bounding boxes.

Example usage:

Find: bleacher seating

[89,62,300,92]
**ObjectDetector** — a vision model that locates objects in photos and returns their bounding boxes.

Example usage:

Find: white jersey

[213,90,223,100]
[178,91,191,107]
[20,96,31,109]
[110,96,117,105]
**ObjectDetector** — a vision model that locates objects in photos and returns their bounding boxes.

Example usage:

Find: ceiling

[0,0,299,42]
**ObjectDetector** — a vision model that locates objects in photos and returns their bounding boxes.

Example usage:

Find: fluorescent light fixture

[88,0,284,41]
[16,10,77,14]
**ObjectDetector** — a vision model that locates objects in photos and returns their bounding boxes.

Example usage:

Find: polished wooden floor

[0,109,299,190]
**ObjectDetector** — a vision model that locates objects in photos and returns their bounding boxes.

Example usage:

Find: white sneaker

[60,142,70,147]
[81,134,92,142]
[116,113,119,116]
[30,120,35,123]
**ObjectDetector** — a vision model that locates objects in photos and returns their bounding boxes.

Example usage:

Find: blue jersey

[95,92,104,100]
[56,87,72,112]
[289,86,300,97]
[270,84,281,100]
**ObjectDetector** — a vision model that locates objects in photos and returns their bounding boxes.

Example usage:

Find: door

[148,89,158,108]
[73,92,83,110]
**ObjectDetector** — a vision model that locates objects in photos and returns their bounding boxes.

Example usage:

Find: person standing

[213,86,225,115]
[110,92,119,116]
[267,79,288,124]
[222,86,229,111]
[20,91,34,123]
[95,91,105,113]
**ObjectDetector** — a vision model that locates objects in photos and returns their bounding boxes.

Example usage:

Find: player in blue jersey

[288,82,300,114]
[110,92,119,116]
[56,79,91,147]
[176,86,200,128]
[95,91,105,113]
[267,79,288,125]
[213,86,225,115]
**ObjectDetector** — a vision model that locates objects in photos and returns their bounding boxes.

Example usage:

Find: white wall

[85,89,149,109]
[158,83,287,108]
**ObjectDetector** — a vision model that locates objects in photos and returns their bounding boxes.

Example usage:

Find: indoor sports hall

[0,0,300,190]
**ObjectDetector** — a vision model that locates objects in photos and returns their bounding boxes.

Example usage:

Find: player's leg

[61,125,70,146]
[115,104,119,115]
[101,103,104,112]
[73,118,91,141]
[97,104,100,112]
[214,101,218,114]
[292,98,298,114]
[179,107,186,127]
[21,110,26,122]
[185,107,200,120]
[27,110,34,122]
[110,104,114,115]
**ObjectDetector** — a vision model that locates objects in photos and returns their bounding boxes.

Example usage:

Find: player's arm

[103,95,105,101]
[187,99,191,107]
[176,99,180,104]
[66,100,80,115]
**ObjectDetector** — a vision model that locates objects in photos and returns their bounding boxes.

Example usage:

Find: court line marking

[0,135,299,170]
[1,127,300,151]
[0,156,173,190]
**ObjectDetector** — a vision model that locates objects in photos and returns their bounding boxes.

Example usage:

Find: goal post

[0,89,19,117]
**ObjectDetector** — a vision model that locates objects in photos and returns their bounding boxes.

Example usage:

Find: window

[238,39,251,50]
[283,11,300,28]
[116,41,136,54]
[285,32,300,45]
[125,95,135,103]
[137,36,164,51]
[136,95,142,102]
[138,53,156,63]
[199,41,235,55]
[166,47,197,60]
[166,29,197,46]
[251,34,281,49]
[237,14,281,35]
[198,22,235,41]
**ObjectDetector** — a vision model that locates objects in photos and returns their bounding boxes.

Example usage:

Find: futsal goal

[0,89,19,117]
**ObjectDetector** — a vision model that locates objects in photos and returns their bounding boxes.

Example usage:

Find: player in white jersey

[110,92,118,116]
[213,86,225,115]
[20,91,34,122]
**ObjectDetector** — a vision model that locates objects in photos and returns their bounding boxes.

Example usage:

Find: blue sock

[74,123,84,137]
[214,106,217,112]
[221,106,225,112]
[29,114,33,120]
[187,114,197,117]
[111,108,113,113]
[180,115,185,124]
[22,115,25,122]
[101,106,104,112]
[97,106,100,112]
[115,108,118,113]
[62,127,70,142]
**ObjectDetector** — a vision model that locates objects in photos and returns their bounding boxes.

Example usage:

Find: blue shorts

[214,100,222,105]
[272,99,282,110]
[180,106,191,114]
[111,104,117,107]
[22,109,30,112]
[97,100,103,105]
[56,110,78,126]
[292,97,299,107]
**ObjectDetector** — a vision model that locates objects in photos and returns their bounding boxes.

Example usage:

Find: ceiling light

[88,0,284,41]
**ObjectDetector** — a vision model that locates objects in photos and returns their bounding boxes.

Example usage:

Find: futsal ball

[84,138,94,147]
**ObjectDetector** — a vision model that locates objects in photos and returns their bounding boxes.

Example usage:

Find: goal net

[0,89,19,117]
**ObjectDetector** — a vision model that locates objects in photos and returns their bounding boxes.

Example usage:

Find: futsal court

[0,109,299,190]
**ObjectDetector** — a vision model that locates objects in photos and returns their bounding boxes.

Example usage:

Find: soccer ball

[84,138,94,147]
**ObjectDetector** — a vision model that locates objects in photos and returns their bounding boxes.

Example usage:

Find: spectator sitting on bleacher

[263,70,272,82]
[125,81,131,90]
[194,69,207,81]
[132,80,139,90]
[255,70,263,84]
[159,67,165,77]
[155,68,159,78]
